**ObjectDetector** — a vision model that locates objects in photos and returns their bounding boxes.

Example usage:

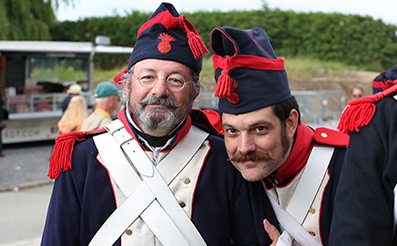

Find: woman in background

[57,95,87,135]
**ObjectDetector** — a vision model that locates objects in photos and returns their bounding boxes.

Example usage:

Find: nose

[237,133,256,154]
[151,77,170,96]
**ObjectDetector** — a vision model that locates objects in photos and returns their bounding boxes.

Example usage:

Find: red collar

[267,123,314,185]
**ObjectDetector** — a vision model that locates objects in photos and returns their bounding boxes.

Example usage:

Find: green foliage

[0,0,73,40]
[200,56,215,79]
[199,54,363,81]
[47,7,397,71]
[50,11,151,68]
[50,11,151,45]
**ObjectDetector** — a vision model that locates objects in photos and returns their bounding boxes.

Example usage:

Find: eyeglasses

[133,70,191,92]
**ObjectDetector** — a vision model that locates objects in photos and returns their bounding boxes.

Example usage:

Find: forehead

[134,59,192,75]
[222,106,279,129]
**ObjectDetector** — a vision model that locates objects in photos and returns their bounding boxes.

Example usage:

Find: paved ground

[0,184,53,246]
[0,140,55,246]
[0,141,55,192]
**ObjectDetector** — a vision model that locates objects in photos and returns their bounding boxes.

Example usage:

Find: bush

[50,8,397,71]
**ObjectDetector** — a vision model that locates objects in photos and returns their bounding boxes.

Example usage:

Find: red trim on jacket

[265,123,314,186]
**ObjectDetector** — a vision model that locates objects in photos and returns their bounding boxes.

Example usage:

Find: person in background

[351,86,364,99]
[80,81,121,131]
[329,64,397,246]
[0,92,5,157]
[210,26,349,246]
[62,83,82,112]
[41,3,278,246]
[57,95,87,135]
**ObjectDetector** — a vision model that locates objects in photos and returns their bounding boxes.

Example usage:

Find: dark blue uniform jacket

[41,107,278,246]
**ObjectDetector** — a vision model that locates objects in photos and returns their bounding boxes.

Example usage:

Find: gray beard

[129,96,191,135]
[135,106,179,134]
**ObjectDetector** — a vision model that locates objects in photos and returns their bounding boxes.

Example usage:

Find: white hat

[66,84,82,94]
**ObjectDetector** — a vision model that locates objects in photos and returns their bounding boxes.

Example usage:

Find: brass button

[126,229,133,235]
[309,230,316,237]
[320,132,328,138]
[179,201,186,208]
[200,143,206,149]
[309,207,316,214]
[184,178,191,184]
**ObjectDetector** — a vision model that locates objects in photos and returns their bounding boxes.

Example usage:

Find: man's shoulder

[81,112,111,131]
[48,129,106,179]
[363,94,397,133]
[86,111,107,120]
[313,127,349,148]
[338,85,397,134]
[375,91,397,111]
[190,108,223,137]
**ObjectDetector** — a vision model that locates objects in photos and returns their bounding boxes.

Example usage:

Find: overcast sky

[56,0,397,26]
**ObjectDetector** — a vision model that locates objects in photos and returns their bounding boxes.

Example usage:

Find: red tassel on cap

[187,32,208,60]
[214,69,239,104]
[113,68,128,85]
[215,69,234,98]
[175,15,208,60]
[48,131,86,180]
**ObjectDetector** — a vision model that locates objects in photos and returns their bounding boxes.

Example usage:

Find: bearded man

[41,3,278,246]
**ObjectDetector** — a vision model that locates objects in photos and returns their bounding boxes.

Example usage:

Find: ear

[193,89,200,101]
[192,85,200,101]
[285,109,299,139]
[123,79,130,97]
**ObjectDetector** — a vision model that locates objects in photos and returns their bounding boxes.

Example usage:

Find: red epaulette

[313,127,349,147]
[190,108,223,136]
[338,83,397,135]
[48,128,106,180]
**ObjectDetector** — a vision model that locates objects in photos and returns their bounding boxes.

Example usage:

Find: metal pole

[89,44,95,92]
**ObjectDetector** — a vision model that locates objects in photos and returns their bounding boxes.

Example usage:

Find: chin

[239,168,267,182]
[241,173,263,182]
[232,162,268,182]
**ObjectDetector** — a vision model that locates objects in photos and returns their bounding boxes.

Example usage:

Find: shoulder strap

[266,146,335,246]
[286,146,335,224]
[266,190,322,246]
[91,120,208,246]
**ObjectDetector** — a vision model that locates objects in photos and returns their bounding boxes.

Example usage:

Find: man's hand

[264,219,294,246]
[263,219,280,246]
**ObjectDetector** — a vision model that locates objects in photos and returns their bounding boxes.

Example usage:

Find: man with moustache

[210,26,349,246]
[41,3,278,246]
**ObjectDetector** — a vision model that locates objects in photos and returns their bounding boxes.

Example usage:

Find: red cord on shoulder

[48,131,86,180]
[338,84,397,134]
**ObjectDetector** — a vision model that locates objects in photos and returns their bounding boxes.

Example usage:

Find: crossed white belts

[90,120,208,246]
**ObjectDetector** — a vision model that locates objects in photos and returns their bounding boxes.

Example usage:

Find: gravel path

[0,141,55,191]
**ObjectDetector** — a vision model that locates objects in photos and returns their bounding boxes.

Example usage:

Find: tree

[0,0,73,40]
